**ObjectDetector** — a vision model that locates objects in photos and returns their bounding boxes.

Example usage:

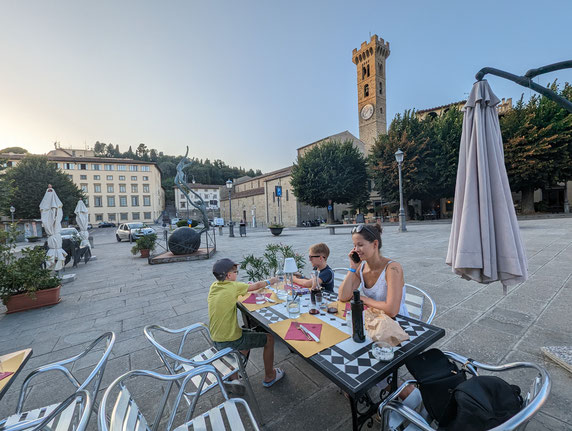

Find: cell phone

[350,251,360,263]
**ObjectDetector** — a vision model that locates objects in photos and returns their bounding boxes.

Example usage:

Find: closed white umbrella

[74,200,91,249]
[40,184,67,271]
[446,80,528,293]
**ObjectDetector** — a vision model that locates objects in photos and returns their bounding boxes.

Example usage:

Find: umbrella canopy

[40,185,67,270]
[446,80,528,293]
[74,200,91,249]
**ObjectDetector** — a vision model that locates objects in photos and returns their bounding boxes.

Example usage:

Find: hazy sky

[1,1,572,172]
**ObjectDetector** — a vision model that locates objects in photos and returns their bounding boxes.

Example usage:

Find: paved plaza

[1,218,571,430]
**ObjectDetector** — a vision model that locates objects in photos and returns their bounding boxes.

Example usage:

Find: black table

[238,291,445,430]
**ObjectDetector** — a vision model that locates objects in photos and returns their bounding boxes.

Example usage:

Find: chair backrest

[3,390,92,431]
[99,366,258,431]
[332,267,350,294]
[15,332,115,414]
[404,284,436,324]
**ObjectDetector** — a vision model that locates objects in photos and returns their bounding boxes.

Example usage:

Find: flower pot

[140,249,150,258]
[4,286,61,314]
[269,227,283,236]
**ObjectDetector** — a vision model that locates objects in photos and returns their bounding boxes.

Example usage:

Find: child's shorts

[213,329,268,351]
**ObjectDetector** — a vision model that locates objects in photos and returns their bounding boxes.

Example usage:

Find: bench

[324,224,359,235]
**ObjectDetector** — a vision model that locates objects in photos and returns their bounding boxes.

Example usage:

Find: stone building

[219,131,364,227]
[1,147,165,224]
[415,98,513,120]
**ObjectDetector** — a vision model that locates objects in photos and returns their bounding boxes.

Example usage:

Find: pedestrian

[208,258,285,388]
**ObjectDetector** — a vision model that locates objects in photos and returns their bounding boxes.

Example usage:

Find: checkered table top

[239,290,445,396]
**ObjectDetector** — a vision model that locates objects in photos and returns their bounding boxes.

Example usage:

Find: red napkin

[0,372,14,381]
[284,322,322,341]
[242,293,272,304]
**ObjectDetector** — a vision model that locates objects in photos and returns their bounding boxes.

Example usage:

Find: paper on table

[242,293,272,304]
[284,322,322,341]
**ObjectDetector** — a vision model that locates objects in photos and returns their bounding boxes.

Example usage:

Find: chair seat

[3,401,78,431]
[174,400,252,431]
[108,387,150,431]
[179,347,240,392]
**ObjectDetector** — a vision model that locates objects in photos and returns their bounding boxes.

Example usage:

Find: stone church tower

[352,35,390,154]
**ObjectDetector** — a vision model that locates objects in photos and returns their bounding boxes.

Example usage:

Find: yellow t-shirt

[208,280,249,342]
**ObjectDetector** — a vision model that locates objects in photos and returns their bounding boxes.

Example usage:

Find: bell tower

[352,35,390,154]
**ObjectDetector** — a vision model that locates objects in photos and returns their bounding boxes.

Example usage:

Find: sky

[1,0,572,172]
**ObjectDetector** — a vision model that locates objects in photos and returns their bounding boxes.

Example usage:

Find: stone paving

[1,218,571,430]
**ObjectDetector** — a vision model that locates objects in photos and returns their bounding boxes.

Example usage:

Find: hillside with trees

[91,142,263,205]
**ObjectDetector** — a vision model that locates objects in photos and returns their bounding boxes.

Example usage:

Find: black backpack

[405,349,467,424]
[443,376,523,431]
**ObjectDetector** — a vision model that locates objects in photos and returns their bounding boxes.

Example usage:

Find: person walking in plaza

[292,242,335,292]
[208,258,285,388]
[338,224,422,417]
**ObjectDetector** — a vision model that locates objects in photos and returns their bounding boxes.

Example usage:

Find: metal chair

[0,332,115,431]
[144,323,262,424]
[332,267,351,294]
[404,284,436,324]
[99,365,259,431]
[1,390,92,431]
[378,352,551,431]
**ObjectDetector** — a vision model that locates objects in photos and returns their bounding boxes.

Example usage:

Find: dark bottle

[351,290,365,343]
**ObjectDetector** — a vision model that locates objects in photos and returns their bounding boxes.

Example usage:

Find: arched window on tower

[367,64,370,77]
[364,84,369,97]
[379,82,383,95]
[379,63,384,76]
[362,67,366,80]
[380,107,383,114]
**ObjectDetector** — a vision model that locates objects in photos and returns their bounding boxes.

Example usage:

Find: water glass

[276,286,288,300]
[315,290,324,310]
[255,293,266,304]
[287,296,300,318]
[372,341,394,361]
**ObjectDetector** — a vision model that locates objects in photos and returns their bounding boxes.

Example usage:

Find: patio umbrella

[446,80,528,293]
[74,199,91,249]
[40,184,67,271]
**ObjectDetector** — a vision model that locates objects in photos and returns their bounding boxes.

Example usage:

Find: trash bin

[239,223,246,237]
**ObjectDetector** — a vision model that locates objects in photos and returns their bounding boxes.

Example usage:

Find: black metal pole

[228,189,234,237]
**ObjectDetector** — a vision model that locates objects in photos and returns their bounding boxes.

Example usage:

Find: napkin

[0,372,14,381]
[284,322,322,341]
[242,293,272,304]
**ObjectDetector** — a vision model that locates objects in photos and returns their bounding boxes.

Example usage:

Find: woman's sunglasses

[351,224,374,235]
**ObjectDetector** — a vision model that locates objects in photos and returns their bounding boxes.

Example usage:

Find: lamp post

[226,179,235,237]
[394,149,407,232]
[9,206,15,224]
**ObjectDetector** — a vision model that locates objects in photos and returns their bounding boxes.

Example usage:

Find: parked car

[115,223,156,242]
[60,227,80,241]
[98,221,116,228]
[171,218,180,225]
[87,223,93,230]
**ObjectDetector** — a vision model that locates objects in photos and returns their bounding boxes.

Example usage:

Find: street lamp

[9,206,15,223]
[226,179,235,237]
[394,149,407,232]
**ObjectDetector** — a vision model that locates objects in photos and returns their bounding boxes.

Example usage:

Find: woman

[338,223,408,317]
[338,223,422,418]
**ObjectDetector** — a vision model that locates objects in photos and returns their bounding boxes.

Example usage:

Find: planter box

[140,249,150,258]
[269,227,283,236]
[4,285,61,314]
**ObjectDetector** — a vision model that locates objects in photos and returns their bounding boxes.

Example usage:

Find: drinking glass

[255,293,266,304]
[287,296,300,318]
[372,341,394,361]
[315,290,324,310]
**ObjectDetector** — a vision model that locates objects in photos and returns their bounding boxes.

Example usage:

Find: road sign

[275,186,282,197]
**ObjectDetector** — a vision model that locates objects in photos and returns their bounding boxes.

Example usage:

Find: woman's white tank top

[358,260,409,317]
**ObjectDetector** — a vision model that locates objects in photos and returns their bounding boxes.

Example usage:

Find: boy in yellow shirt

[208,258,285,387]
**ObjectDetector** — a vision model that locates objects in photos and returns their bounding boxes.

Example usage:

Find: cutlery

[264,297,276,303]
[294,322,313,341]
[297,323,320,342]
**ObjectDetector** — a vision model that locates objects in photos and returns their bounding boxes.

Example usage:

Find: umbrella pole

[475,60,572,113]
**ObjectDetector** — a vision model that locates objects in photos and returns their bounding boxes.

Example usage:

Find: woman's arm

[361,262,404,317]
[337,251,362,302]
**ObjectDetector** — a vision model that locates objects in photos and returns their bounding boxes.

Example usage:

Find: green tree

[0,156,84,219]
[291,140,369,223]
[94,141,106,156]
[0,147,28,154]
[501,82,572,213]
[136,143,149,160]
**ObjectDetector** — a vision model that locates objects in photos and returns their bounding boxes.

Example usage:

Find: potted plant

[268,224,284,236]
[131,233,157,258]
[0,228,62,314]
[240,243,305,281]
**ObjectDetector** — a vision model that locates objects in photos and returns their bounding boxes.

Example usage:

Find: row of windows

[180,192,217,200]
[78,175,149,181]
[57,163,150,172]
[92,195,152,207]
[363,82,383,98]
[272,189,289,202]
[81,184,150,193]
[94,212,152,222]
[179,200,218,208]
